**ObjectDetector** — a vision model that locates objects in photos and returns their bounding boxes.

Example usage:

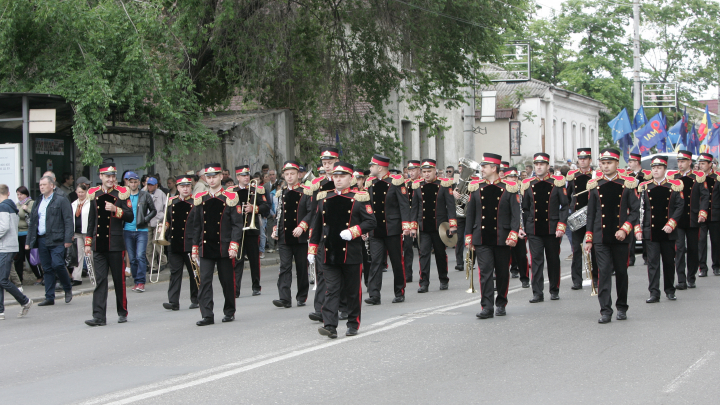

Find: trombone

[238,179,260,261]
[149,194,171,283]
[188,253,201,288]
[465,246,477,293]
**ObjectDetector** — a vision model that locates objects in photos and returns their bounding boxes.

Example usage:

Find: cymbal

[438,222,457,247]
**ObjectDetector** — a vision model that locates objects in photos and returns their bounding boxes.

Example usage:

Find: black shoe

[273,299,291,308]
[511,272,519,279]
[550,293,559,300]
[612,271,616,276]
[666,293,677,300]
[318,326,338,339]
[308,312,322,322]
[529,295,544,303]
[222,315,235,322]
[628,260,635,267]
[687,282,696,288]
[365,296,381,305]
[476,308,494,319]
[196,317,214,326]
[163,303,179,311]
[521,281,530,288]
[234,293,240,298]
[252,290,261,296]
[406,277,413,283]
[495,306,506,316]
[439,283,449,290]
[37,299,54,306]
[598,315,612,324]
[646,296,660,303]
[84,318,106,327]
[714,269,720,276]
[339,311,348,320]
[454,265,463,271]
[297,301,306,307]
[346,328,358,336]
[571,284,582,290]
[71,280,82,286]
[616,311,627,321]
[65,291,72,303]
[189,302,199,309]
[699,270,708,277]
[392,296,405,303]
[675,282,687,290]
[417,286,428,293]
[118,316,127,323]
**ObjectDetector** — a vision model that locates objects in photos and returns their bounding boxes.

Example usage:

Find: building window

[435,127,445,169]
[561,121,567,160]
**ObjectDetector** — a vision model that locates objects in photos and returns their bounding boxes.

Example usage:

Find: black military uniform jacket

[637,178,683,242]
[703,171,719,222]
[464,179,520,246]
[189,189,243,258]
[365,173,412,237]
[584,174,640,244]
[308,188,377,265]
[520,174,569,236]
[164,195,195,253]
[567,169,595,212]
[669,170,709,228]
[227,183,270,236]
[277,183,314,245]
[404,178,415,211]
[410,177,456,231]
[309,176,336,221]
[710,172,720,222]
[85,185,134,252]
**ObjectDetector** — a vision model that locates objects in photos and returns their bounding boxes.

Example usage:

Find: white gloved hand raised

[340,230,352,241]
[308,254,315,264]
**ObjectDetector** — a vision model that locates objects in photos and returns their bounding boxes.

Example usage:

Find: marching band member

[365,154,412,305]
[505,167,530,288]
[584,148,640,323]
[271,161,313,308]
[403,160,421,283]
[566,148,597,290]
[410,159,456,292]
[521,153,568,303]
[189,164,243,326]
[162,174,199,311]
[464,153,520,318]
[637,156,682,303]
[84,163,134,326]
[626,153,651,266]
[308,162,376,338]
[697,153,718,278]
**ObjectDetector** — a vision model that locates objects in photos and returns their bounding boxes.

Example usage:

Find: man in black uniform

[309,162,376,338]
[584,148,640,323]
[410,159,457,292]
[404,160,421,282]
[229,165,270,296]
[84,163,134,326]
[697,153,718,278]
[566,148,598,290]
[464,153,520,319]
[627,153,651,265]
[637,156,683,303]
[505,167,529,288]
[451,162,479,272]
[271,161,313,308]
[162,175,199,310]
[711,162,720,276]
[521,153,568,302]
[365,154,412,305]
[671,150,709,289]
[190,163,243,326]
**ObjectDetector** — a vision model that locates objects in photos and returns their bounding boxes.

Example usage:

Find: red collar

[337,187,352,195]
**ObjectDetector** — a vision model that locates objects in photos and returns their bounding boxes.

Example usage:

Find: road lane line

[663,351,716,393]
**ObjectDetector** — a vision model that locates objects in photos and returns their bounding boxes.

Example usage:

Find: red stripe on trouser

[476,257,482,309]
[258,237,262,290]
[557,242,561,288]
[121,251,128,314]
[399,236,406,295]
[357,264,363,329]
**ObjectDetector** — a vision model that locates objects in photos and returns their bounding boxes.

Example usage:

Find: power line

[388,0,495,30]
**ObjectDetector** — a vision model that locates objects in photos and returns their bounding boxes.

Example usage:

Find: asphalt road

[2,240,719,405]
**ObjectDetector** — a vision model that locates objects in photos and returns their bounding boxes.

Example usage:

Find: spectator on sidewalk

[14,186,43,285]
[60,172,74,196]
[124,172,157,292]
[43,171,67,200]
[193,169,208,195]
[166,176,177,197]
[0,184,33,320]
[70,184,92,286]
[25,176,74,306]
[261,164,269,176]
[145,176,167,273]
[68,176,91,203]
[154,173,169,194]
[224,178,235,189]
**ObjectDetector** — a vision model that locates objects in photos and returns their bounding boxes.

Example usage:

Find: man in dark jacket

[123,171,157,292]
[26,176,75,306]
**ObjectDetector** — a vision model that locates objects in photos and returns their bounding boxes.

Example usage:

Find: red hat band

[483,157,501,165]
[677,152,692,160]
[371,157,390,167]
[235,167,249,174]
[334,165,353,173]
[99,166,117,174]
[321,150,339,158]
[283,162,299,170]
[422,161,436,167]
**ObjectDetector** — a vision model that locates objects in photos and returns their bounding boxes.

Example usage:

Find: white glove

[308,254,315,264]
[340,230,352,241]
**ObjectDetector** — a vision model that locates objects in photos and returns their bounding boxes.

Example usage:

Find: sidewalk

[3,251,280,307]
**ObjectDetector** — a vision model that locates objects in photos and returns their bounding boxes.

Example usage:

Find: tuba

[455,158,482,217]
[302,171,316,184]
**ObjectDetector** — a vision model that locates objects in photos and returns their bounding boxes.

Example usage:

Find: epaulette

[715,170,720,177]
[115,185,129,200]
[169,195,178,202]
[521,177,534,192]
[467,179,485,193]
[301,184,313,196]
[641,169,652,180]
[667,170,678,178]
[316,190,328,200]
[693,170,706,183]
[552,175,566,187]
[354,190,370,202]
[310,177,324,192]
[586,178,598,190]
[412,179,423,189]
[566,170,578,181]
[502,179,519,193]
[390,174,405,186]
[225,185,237,192]
[622,176,638,189]
[350,176,357,186]
[595,170,603,178]
[193,191,208,206]
[87,186,101,201]
[439,177,454,188]
[617,168,627,175]
[638,180,652,192]
[365,176,376,189]
[222,190,239,206]
[253,184,265,194]
[667,179,683,192]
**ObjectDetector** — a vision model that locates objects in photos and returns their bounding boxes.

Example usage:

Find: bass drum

[567,206,588,232]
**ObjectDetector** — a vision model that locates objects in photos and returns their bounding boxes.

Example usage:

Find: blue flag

[636,112,668,155]
[633,106,648,131]
[707,123,720,160]
[668,119,683,145]
[688,124,699,155]
[618,133,633,163]
[680,108,689,147]
[335,131,343,156]
[609,108,633,142]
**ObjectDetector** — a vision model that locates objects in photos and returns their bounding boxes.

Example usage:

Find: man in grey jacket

[26,176,75,306]
[0,184,33,319]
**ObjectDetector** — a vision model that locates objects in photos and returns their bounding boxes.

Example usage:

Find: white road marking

[663,351,716,393]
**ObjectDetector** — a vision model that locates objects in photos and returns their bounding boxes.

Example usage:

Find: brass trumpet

[85,253,96,286]
[149,194,171,283]
[465,246,477,293]
[188,253,201,288]
[584,246,597,296]
[238,179,260,261]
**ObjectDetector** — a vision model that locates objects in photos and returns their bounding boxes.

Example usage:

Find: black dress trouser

[418,231,449,288]
[234,234,261,294]
[403,234,414,282]
[675,227,699,284]
[454,217,466,269]
[277,243,309,304]
[594,243,629,317]
[167,252,199,306]
[367,235,406,299]
[475,245,511,310]
[646,240,676,297]
[322,263,362,330]
[570,227,598,286]
[198,257,235,319]
[709,222,720,272]
[92,251,127,320]
[510,238,529,283]
[527,235,561,297]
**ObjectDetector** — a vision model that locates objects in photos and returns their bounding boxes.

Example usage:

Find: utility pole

[632,0,641,116]
[464,66,476,160]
